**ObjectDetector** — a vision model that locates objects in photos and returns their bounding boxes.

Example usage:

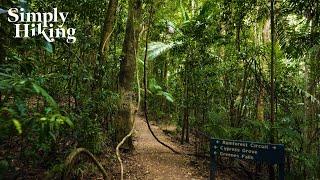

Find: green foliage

[32,83,58,108]
[0,0,119,177]
[148,41,182,60]
[77,117,107,154]
[146,0,320,178]
[12,119,22,134]
[1,0,320,178]
[0,160,9,178]
[149,78,174,103]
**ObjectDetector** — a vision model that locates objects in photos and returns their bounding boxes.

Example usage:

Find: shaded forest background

[0,0,320,179]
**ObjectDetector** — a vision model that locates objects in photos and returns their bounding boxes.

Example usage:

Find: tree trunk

[269,0,276,179]
[257,84,264,121]
[93,0,118,90]
[305,9,319,170]
[234,3,243,126]
[117,0,142,150]
[181,58,189,144]
[99,0,119,60]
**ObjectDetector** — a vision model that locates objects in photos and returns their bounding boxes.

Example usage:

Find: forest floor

[121,115,208,180]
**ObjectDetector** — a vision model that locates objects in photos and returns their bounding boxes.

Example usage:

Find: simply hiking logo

[6,8,76,43]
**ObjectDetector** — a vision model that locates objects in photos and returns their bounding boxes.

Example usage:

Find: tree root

[116,116,135,180]
[64,148,109,179]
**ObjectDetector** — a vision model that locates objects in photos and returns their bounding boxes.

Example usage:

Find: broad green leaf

[12,119,22,134]
[64,117,74,127]
[149,78,162,92]
[156,91,174,103]
[179,0,189,21]
[32,83,58,108]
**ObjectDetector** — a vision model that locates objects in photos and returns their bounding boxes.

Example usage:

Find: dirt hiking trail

[123,115,206,180]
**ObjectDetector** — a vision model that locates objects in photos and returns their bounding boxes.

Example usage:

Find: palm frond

[147,41,182,60]
[295,86,320,105]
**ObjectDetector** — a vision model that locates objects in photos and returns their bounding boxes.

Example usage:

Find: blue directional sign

[210,138,285,180]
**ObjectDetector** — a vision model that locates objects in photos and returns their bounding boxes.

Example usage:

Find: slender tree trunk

[305,5,320,175]
[99,0,119,59]
[163,55,168,117]
[257,84,264,121]
[181,61,187,144]
[254,27,266,132]
[185,70,190,143]
[181,56,190,144]
[234,2,243,126]
[0,25,5,105]
[93,0,119,89]
[117,0,142,150]
[269,0,276,179]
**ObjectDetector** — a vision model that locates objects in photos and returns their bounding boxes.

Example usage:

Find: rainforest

[0,0,319,179]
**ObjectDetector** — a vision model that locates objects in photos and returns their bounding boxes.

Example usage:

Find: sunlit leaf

[64,117,74,127]
[156,91,174,103]
[148,41,183,60]
[12,119,22,134]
